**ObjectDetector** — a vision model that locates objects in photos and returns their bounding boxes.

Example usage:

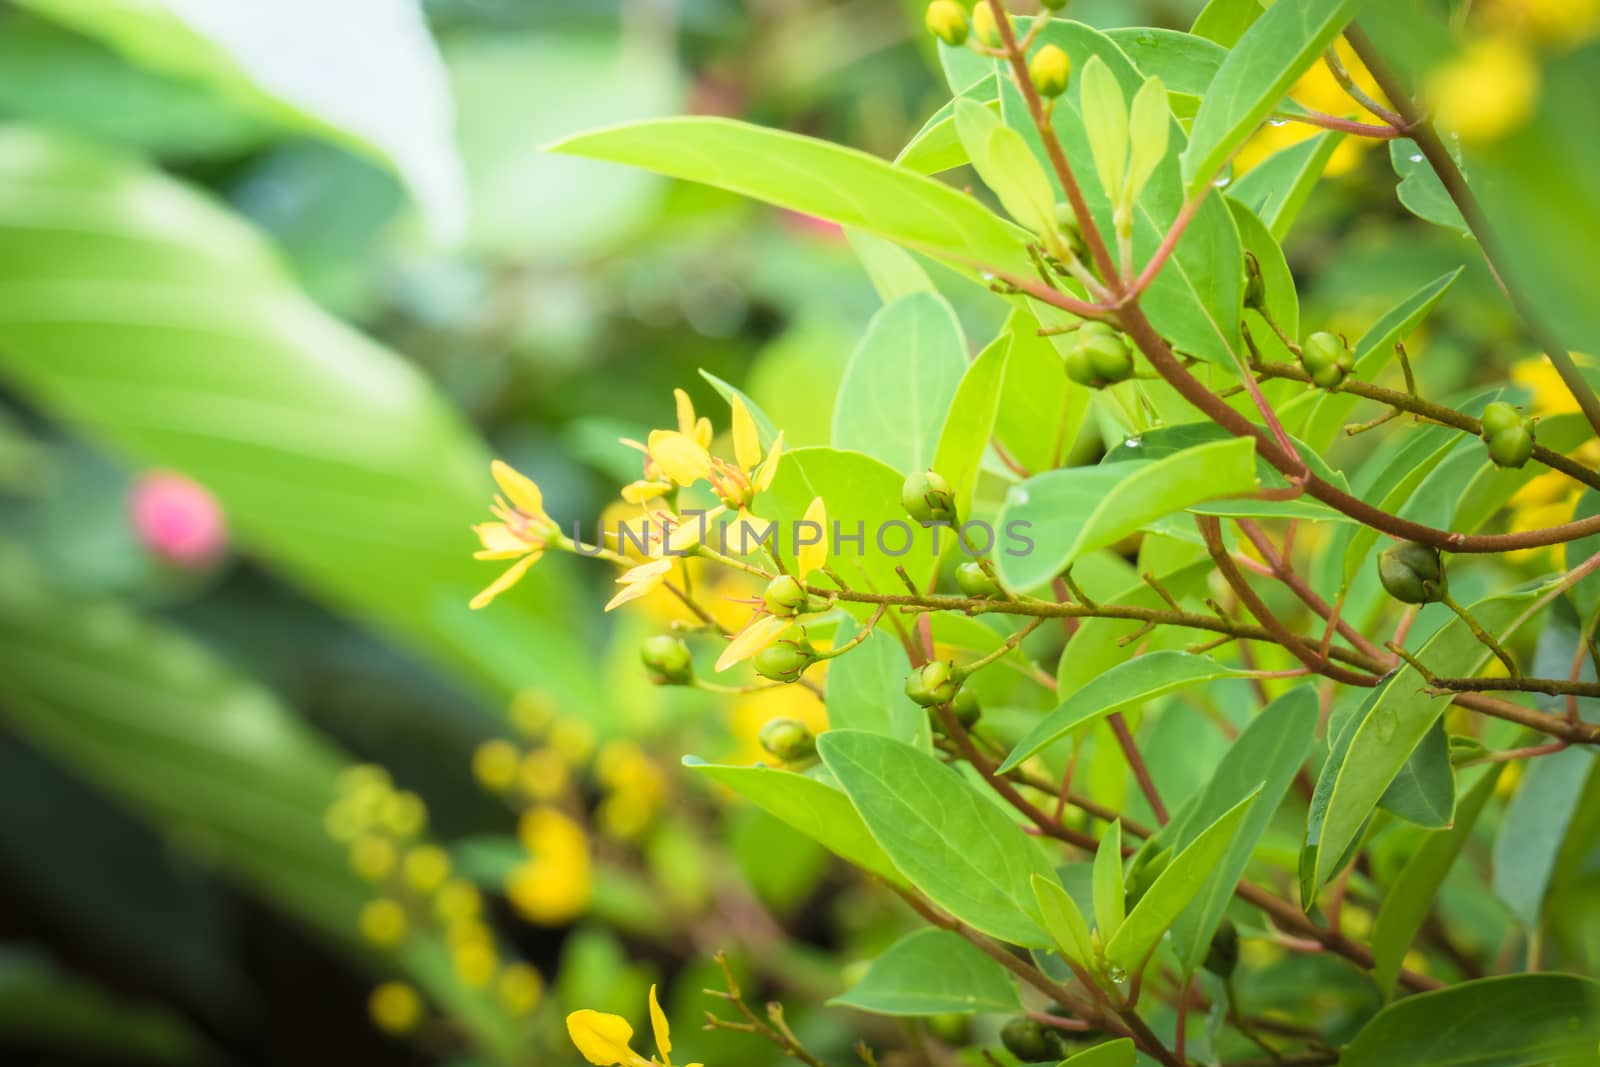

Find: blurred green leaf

[1493,744,1596,929]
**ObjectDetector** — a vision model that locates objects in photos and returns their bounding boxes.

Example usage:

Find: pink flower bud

[129,470,226,569]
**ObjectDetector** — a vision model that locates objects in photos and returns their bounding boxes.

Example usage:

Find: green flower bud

[1243,253,1266,310]
[759,717,816,762]
[1054,204,1088,259]
[1000,1017,1064,1062]
[905,660,960,707]
[902,469,957,525]
[763,574,810,617]
[1203,918,1240,978]
[640,634,694,686]
[1378,540,1447,605]
[1039,0,1068,9]
[755,634,818,684]
[1030,44,1071,98]
[971,3,1007,47]
[955,560,1001,598]
[951,687,981,728]
[1300,331,1353,390]
[927,1013,969,1044]
[923,0,968,47]
[1480,400,1523,438]
[1065,331,1134,388]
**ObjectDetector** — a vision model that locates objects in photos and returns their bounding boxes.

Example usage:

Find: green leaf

[932,333,1010,529]
[1377,718,1456,829]
[1061,1040,1136,1067]
[994,437,1258,592]
[1093,821,1126,943]
[846,228,936,304]
[1182,0,1365,195]
[1124,78,1170,208]
[1166,687,1318,973]
[1191,0,1265,47]
[995,309,1086,477]
[1031,873,1096,971]
[1105,790,1257,973]
[1104,28,1226,112]
[1492,745,1596,928]
[832,293,968,474]
[828,929,1019,1016]
[1372,763,1501,999]
[824,618,928,748]
[1080,56,1129,211]
[1226,131,1345,240]
[1340,974,1600,1067]
[1229,198,1298,338]
[819,731,1055,947]
[550,117,1033,277]
[0,129,593,707]
[1305,585,1549,901]
[683,760,905,885]
[896,75,1000,175]
[18,0,464,240]
[956,99,1056,235]
[699,368,781,449]
[1002,651,1252,773]
[1390,138,1470,235]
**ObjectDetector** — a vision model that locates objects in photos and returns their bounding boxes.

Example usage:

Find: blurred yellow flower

[472,738,521,793]
[471,460,558,610]
[380,790,427,838]
[1233,41,1384,177]
[567,985,703,1067]
[452,938,498,989]
[519,746,571,801]
[1482,0,1600,45]
[350,835,396,882]
[368,981,424,1035]
[359,898,409,947]
[508,807,592,925]
[1504,355,1600,562]
[510,688,557,737]
[497,962,546,1017]
[1426,36,1540,143]
[403,845,452,894]
[435,879,483,924]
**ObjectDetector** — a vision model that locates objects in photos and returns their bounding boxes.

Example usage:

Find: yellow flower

[567,986,703,1067]
[604,507,722,612]
[519,746,571,801]
[359,898,409,947]
[471,460,559,610]
[508,807,592,925]
[1426,36,1540,144]
[350,835,396,882]
[472,738,521,793]
[435,879,482,923]
[605,557,677,612]
[368,981,424,1035]
[452,938,498,989]
[715,496,829,673]
[1482,0,1600,45]
[707,395,784,518]
[498,963,545,1017]
[1234,40,1385,177]
[403,845,452,894]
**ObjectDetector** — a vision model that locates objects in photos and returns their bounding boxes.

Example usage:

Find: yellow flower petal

[621,479,672,505]
[472,522,530,559]
[470,552,540,610]
[648,984,672,1056]
[491,460,545,519]
[567,1010,638,1066]
[753,432,784,493]
[604,558,674,612]
[674,388,696,438]
[694,416,713,451]
[647,430,713,487]
[797,496,828,579]
[731,395,761,472]
[715,614,794,672]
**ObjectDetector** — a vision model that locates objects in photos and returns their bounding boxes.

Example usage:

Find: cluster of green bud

[1030,44,1071,98]
[759,718,817,762]
[902,469,957,525]
[1001,1017,1070,1061]
[1204,918,1240,978]
[755,633,818,684]
[1300,331,1354,390]
[762,573,821,617]
[924,1,968,46]
[1064,322,1135,388]
[1378,540,1447,605]
[1480,400,1535,469]
[905,659,961,707]
[955,560,1001,598]
[640,634,694,686]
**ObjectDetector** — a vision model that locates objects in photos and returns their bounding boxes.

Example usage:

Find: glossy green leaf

[0,129,592,707]
[932,333,1009,528]
[1229,198,1298,337]
[895,75,1000,175]
[832,293,968,474]
[1166,687,1317,973]
[824,617,928,748]
[1372,763,1501,999]
[683,760,905,885]
[1105,790,1257,972]
[820,731,1055,947]
[1377,718,1456,829]
[18,0,464,240]
[846,228,935,304]
[1390,138,1469,235]
[1002,652,1252,773]
[1080,57,1129,208]
[1305,585,1548,901]
[1492,745,1596,928]
[1226,131,1344,240]
[1093,821,1126,943]
[550,117,1033,277]
[1032,873,1096,971]
[956,99,1056,235]
[1104,27,1226,103]
[995,308,1086,477]
[828,929,1019,1016]
[994,437,1258,592]
[1190,0,1265,47]
[1340,974,1600,1067]
[1182,0,1364,194]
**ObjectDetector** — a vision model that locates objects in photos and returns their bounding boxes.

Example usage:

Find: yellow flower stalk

[471,460,559,610]
[567,985,702,1067]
